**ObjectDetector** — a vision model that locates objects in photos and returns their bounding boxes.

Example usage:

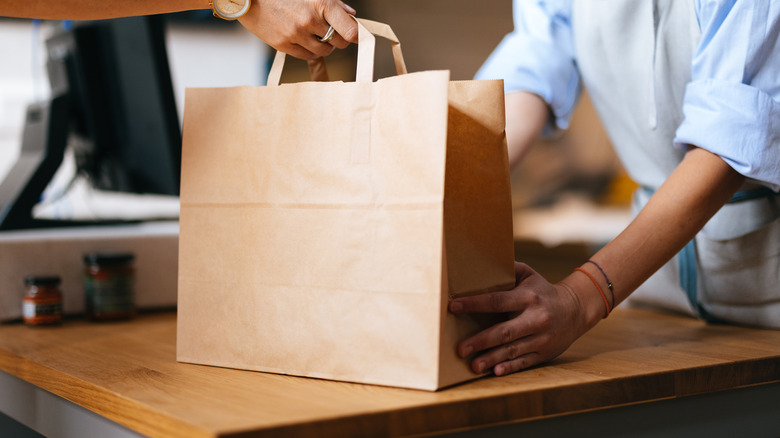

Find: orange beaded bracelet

[574,267,612,318]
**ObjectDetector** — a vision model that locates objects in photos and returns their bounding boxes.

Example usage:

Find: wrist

[560,268,610,328]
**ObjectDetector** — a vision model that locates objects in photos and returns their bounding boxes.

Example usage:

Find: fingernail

[494,365,504,376]
[461,345,473,357]
[343,3,356,14]
[450,301,463,312]
[474,360,485,373]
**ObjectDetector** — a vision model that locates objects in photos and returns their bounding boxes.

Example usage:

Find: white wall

[0,20,47,182]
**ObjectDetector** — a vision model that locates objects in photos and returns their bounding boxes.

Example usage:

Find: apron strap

[678,239,724,323]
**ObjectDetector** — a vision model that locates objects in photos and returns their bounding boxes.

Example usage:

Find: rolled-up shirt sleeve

[475,0,580,131]
[674,0,780,190]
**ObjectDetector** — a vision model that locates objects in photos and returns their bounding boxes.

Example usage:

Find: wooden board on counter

[1,307,779,437]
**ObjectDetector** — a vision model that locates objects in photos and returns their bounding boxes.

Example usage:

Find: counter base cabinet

[0,371,141,438]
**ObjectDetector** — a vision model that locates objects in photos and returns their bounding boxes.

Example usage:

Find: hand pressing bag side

[176,18,515,390]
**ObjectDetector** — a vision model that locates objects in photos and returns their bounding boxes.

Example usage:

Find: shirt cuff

[475,33,581,132]
[674,78,780,191]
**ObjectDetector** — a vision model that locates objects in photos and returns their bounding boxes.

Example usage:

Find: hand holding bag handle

[266,17,408,86]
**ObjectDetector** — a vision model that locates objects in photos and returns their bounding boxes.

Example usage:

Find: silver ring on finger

[318,26,335,43]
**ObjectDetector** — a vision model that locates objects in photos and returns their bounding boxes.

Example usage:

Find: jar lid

[83,252,135,266]
[24,275,61,286]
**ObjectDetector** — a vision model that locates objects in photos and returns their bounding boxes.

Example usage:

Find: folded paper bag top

[176,18,515,391]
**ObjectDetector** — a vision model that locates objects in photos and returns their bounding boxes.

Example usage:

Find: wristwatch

[210,0,251,20]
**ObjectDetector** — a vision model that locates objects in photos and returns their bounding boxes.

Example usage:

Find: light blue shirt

[476,0,780,190]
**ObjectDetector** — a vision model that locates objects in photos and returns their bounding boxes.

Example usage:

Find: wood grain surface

[1,307,779,437]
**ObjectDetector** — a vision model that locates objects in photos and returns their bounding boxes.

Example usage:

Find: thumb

[514,262,538,286]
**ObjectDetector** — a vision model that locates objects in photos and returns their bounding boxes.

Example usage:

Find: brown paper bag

[176,19,515,391]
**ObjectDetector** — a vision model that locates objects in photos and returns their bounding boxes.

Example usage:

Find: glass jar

[83,252,136,321]
[23,276,63,326]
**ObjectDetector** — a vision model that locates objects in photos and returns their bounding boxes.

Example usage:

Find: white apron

[571,0,780,328]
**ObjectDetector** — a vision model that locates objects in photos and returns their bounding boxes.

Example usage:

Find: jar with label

[23,276,63,326]
[83,252,136,321]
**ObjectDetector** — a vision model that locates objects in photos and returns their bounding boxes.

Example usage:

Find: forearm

[505,91,549,169]
[564,147,746,324]
[2,0,206,20]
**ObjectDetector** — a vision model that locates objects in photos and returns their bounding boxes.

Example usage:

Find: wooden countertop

[1,307,779,437]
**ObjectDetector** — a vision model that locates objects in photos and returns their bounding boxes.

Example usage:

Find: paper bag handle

[266,17,408,86]
[354,18,408,82]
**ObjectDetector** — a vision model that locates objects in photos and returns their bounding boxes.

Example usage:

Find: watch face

[213,0,250,19]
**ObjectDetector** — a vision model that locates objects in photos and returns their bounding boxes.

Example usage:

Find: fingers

[449,262,540,314]
[276,42,326,62]
[291,0,355,58]
[465,332,544,375]
[461,322,548,376]
[323,0,359,44]
[456,315,535,358]
[493,352,543,376]
[326,34,350,50]
[449,289,527,314]
[448,261,565,377]
[239,0,355,61]
[340,2,356,15]
[300,35,336,58]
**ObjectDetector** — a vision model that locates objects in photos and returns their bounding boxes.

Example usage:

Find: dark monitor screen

[49,15,182,195]
[0,15,181,230]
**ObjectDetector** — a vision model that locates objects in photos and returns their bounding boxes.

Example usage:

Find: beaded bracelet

[586,260,615,310]
[574,267,611,318]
